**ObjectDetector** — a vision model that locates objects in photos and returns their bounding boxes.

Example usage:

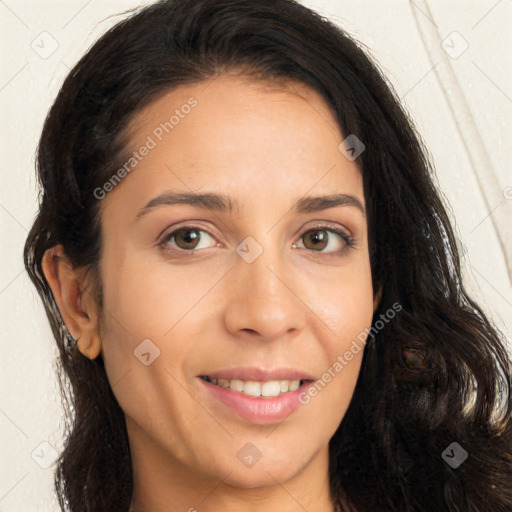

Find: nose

[223,239,307,342]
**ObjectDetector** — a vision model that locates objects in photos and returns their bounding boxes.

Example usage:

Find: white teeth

[261,381,281,397]
[206,377,302,398]
[217,378,230,388]
[243,381,261,397]
[229,379,244,392]
[289,380,300,391]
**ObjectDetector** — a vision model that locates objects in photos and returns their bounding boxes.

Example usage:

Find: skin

[42,73,380,512]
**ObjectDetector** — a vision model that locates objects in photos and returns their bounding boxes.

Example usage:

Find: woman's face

[97,74,375,490]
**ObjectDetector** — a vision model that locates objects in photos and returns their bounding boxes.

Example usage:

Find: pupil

[306,230,327,250]
[178,229,199,248]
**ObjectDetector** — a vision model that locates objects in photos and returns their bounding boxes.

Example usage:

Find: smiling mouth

[200,375,312,398]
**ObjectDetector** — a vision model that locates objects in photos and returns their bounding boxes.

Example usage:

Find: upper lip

[199,367,316,382]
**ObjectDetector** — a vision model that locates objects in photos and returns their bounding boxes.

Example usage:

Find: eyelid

[293,222,355,254]
[157,222,220,252]
[157,221,355,255]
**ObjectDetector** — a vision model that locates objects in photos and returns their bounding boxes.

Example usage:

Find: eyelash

[157,223,356,257]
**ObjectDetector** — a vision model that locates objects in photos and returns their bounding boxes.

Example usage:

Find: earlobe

[76,331,102,360]
[41,244,102,360]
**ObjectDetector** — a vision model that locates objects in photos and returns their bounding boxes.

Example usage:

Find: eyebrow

[135,191,366,219]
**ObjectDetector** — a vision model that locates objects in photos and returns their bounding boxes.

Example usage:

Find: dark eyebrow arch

[295,193,365,217]
[136,192,238,219]
[135,191,365,219]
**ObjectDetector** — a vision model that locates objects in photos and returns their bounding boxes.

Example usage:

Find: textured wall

[1,0,511,510]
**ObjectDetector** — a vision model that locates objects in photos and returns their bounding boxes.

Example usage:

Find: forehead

[101,73,364,218]
[129,73,344,151]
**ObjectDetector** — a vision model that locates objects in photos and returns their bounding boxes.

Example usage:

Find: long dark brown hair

[23,0,512,510]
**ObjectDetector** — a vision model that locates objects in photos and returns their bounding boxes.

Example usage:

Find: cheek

[304,258,375,342]
[96,254,205,446]
[100,243,220,336]
[97,249,224,389]
[306,261,374,403]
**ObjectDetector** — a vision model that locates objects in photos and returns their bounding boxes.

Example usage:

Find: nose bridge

[223,232,306,339]
[236,233,289,298]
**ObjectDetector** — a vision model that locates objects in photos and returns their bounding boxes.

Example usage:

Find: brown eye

[160,226,217,253]
[302,229,329,251]
[298,227,353,254]
[174,228,201,249]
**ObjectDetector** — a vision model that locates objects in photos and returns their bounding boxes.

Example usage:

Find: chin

[222,465,300,489]
[205,449,308,489]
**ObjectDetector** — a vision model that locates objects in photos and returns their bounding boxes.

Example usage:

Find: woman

[23,0,512,510]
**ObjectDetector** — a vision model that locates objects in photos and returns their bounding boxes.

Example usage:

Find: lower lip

[199,378,313,424]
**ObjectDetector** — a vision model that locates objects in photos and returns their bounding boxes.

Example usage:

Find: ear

[41,244,102,360]
[373,285,383,313]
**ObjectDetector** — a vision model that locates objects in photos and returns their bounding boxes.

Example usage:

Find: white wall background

[1,0,511,510]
